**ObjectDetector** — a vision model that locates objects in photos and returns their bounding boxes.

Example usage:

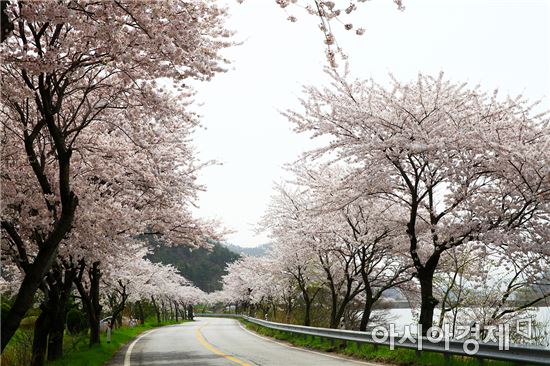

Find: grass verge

[240,319,535,366]
[46,319,189,366]
[0,326,34,366]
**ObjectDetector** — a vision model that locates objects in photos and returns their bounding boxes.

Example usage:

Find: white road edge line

[123,328,158,366]
[237,321,383,366]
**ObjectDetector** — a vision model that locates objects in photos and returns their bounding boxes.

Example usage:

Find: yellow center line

[194,322,252,366]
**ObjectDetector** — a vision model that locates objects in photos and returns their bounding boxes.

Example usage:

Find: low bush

[66,309,88,335]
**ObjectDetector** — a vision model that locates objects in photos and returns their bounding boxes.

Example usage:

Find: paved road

[107,317,379,366]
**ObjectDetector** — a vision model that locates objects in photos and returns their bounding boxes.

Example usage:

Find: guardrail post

[476,357,484,366]
[443,353,450,366]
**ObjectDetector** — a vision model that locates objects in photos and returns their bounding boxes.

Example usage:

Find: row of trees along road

[0,1,405,364]
[1,0,548,363]
[216,71,550,338]
[0,1,233,365]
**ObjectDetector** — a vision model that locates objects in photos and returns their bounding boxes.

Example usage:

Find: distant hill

[146,238,271,292]
[147,240,240,293]
[224,242,272,257]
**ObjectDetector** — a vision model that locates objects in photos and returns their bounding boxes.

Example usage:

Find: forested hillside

[147,240,271,292]
[148,242,240,292]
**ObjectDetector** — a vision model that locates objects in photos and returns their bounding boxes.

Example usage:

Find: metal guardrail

[196,313,550,365]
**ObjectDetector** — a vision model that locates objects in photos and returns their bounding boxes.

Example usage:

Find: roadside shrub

[67,309,88,335]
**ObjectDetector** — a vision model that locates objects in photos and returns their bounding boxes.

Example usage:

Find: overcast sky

[191,0,550,248]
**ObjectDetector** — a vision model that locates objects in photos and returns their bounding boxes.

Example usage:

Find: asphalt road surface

[107,317,380,366]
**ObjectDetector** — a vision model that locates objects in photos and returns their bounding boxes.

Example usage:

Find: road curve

[106,317,380,366]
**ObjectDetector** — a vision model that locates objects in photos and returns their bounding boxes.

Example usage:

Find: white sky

[192,0,550,248]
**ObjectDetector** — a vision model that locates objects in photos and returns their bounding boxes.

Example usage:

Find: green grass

[0,316,191,366]
[0,326,34,366]
[240,320,537,366]
[47,319,189,366]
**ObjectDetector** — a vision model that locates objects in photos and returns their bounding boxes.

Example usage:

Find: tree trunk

[47,314,65,361]
[47,323,64,361]
[408,198,441,336]
[359,288,374,331]
[451,308,459,337]
[303,295,312,326]
[137,301,145,325]
[174,301,179,322]
[333,302,349,329]
[32,262,74,365]
[329,286,339,328]
[89,262,101,346]
[75,261,102,346]
[270,300,277,320]
[88,313,100,346]
[182,304,187,320]
[297,281,319,327]
[1,259,48,353]
[46,300,67,360]
[1,156,77,351]
[110,282,128,330]
[151,296,161,325]
[329,291,353,329]
[418,268,438,335]
[284,297,292,323]
[323,259,360,329]
[47,265,75,361]
[1,243,68,352]
[187,305,193,320]
[31,305,53,366]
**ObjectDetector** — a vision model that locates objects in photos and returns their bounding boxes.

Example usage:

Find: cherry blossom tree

[0,0,231,350]
[291,164,415,330]
[262,0,405,67]
[333,197,413,330]
[2,100,219,362]
[270,238,323,325]
[267,189,366,329]
[261,184,325,325]
[221,255,281,316]
[285,70,550,333]
[261,163,416,329]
